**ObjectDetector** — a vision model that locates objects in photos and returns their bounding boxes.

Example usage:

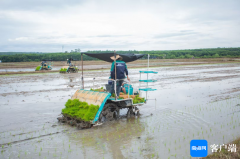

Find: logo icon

[116,63,124,66]
[190,140,208,157]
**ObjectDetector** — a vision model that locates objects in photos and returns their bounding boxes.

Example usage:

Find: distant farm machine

[57,52,158,129]
[60,57,78,73]
[35,59,53,71]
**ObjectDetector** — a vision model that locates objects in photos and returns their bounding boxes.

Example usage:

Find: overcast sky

[0,0,239,52]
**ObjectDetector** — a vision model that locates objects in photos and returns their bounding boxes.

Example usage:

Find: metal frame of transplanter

[58,52,159,128]
[81,51,118,97]
[138,54,158,107]
[80,51,142,104]
[79,52,155,125]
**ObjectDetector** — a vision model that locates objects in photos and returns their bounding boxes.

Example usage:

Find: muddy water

[1,63,240,159]
[0,67,63,72]
[0,65,110,72]
[0,61,206,72]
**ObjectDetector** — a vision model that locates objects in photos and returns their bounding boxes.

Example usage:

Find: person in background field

[67,58,72,66]
[110,55,130,97]
[41,61,46,67]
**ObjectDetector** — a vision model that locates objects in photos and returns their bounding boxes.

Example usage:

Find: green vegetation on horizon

[0,52,44,55]
[0,48,240,62]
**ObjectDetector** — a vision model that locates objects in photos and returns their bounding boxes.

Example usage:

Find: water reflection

[65,117,145,158]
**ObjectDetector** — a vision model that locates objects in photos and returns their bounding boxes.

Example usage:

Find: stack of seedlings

[133,95,145,104]
[35,66,41,71]
[58,99,99,129]
[90,87,105,92]
[119,93,145,104]
[90,87,145,104]
[59,68,67,73]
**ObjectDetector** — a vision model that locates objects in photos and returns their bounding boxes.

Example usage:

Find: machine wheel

[101,103,119,121]
[127,107,135,117]
[67,68,71,73]
[135,107,140,116]
[67,68,75,73]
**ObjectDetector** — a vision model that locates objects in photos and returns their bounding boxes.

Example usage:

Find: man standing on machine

[67,58,73,66]
[110,55,130,97]
[120,81,127,94]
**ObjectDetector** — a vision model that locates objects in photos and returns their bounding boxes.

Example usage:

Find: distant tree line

[0,52,95,62]
[0,52,44,55]
[0,48,240,62]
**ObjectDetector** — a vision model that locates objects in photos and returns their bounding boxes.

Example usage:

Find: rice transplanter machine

[58,52,158,129]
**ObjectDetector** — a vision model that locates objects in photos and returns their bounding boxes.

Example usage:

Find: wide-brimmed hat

[110,55,122,61]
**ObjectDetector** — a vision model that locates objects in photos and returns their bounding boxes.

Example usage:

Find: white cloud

[8,37,29,41]
[0,0,239,52]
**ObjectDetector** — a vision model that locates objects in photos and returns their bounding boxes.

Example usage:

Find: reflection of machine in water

[62,76,78,87]
[68,78,74,88]
[65,118,145,159]
[36,59,53,71]
[60,57,78,73]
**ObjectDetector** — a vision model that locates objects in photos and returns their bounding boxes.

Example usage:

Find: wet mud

[1,62,240,158]
[1,58,239,73]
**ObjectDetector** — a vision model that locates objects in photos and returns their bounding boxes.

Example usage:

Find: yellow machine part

[71,89,110,106]
[61,66,69,69]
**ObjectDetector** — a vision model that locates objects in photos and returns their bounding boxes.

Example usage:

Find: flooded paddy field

[0,58,238,73]
[1,63,240,159]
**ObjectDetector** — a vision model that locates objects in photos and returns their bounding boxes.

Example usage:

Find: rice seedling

[62,99,99,122]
